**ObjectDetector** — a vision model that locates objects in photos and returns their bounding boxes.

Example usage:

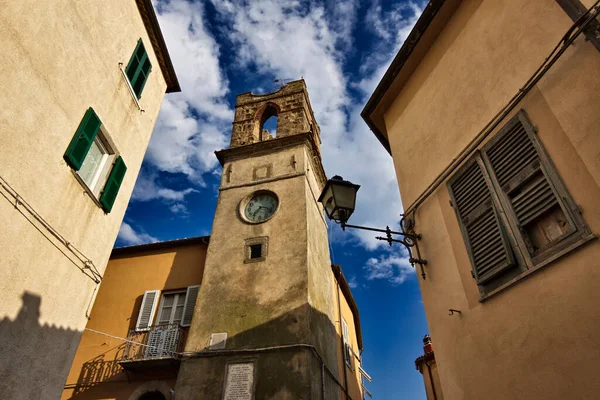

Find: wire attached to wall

[0,174,103,283]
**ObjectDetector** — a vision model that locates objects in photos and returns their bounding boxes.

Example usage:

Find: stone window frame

[244,236,268,264]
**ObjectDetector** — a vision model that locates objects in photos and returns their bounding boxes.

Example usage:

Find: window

[448,111,593,296]
[250,244,262,259]
[63,108,127,213]
[157,291,186,326]
[244,237,268,263]
[342,318,353,369]
[135,286,200,332]
[125,39,152,99]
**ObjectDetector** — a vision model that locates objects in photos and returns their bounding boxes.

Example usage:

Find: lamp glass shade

[318,176,360,224]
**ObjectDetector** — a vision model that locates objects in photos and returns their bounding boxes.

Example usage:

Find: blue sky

[117,0,429,398]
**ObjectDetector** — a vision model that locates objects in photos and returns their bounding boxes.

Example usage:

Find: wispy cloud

[131,172,197,202]
[169,203,189,215]
[148,0,232,184]
[117,222,158,246]
[364,254,414,286]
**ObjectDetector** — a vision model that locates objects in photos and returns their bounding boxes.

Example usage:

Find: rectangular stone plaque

[223,362,255,400]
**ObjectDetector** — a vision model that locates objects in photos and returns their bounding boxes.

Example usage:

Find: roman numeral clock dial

[241,191,279,223]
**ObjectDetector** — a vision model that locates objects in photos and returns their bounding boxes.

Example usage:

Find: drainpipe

[424,361,438,400]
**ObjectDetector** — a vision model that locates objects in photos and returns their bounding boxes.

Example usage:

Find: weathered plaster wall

[0,1,168,398]
[178,138,337,397]
[62,244,207,399]
[381,0,600,398]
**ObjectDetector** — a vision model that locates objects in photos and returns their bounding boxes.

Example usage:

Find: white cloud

[131,172,197,202]
[357,2,423,96]
[169,203,189,214]
[348,275,358,289]
[146,0,232,183]
[364,254,414,286]
[118,222,158,245]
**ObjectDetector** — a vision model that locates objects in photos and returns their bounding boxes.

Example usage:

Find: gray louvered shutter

[448,156,516,284]
[482,113,576,255]
[135,290,160,332]
[181,285,200,327]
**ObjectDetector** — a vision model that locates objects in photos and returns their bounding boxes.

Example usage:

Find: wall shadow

[176,303,361,400]
[0,292,82,400]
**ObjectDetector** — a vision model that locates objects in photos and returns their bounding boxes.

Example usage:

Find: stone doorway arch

[128,380,172,400]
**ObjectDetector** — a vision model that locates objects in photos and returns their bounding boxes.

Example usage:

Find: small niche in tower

[244,236,268,263]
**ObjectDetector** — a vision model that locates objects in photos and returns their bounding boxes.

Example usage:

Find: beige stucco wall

[61,243,207,399]
[380,0,600,399]
[0,1,169,398]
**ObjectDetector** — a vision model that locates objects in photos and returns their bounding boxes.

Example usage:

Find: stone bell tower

[174,80,339,399]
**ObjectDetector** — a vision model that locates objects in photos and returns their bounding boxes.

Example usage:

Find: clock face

[244,192,278,223]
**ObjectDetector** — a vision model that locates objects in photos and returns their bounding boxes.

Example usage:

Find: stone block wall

[230,79,321,152]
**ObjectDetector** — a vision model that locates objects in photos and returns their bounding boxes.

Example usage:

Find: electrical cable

[0,175,103,283]
[84,327,185,355]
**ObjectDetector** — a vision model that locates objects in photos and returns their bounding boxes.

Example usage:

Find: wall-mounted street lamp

[318,176,428,279]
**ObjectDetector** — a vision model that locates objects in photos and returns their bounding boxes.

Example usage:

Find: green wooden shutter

[99,156,127,213]
[482,112,577,256]
[448,155,516,284]
[125,39,152,99]
[63,108,101,170]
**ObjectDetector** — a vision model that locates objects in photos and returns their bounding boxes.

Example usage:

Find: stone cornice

[215,133,327,188]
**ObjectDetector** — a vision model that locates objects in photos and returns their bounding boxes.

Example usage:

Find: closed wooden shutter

[99,156,127,213]
[448,156,516,284]
[63,108,101,170]
[125,39,152,99]
[181,285,200,327]
[482,113,577,256]
[135,290,160,332]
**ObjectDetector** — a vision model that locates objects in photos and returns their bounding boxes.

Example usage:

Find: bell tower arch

[230,80,322,150]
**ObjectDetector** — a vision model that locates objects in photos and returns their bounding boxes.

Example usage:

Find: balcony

[119,324,188,372]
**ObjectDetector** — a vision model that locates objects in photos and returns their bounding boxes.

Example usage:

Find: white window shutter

[180,285,200,327]
[135,290,160,331]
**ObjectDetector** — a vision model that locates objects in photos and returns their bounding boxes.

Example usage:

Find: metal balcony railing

[121,324,188,362]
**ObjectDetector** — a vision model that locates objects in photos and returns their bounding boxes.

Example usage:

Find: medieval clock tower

[174,80,341,399]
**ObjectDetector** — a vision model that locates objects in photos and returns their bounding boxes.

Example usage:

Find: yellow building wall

[0,1,170,398]
[380,0,600,399]
[332,276,363,400]
[62,243,207,400]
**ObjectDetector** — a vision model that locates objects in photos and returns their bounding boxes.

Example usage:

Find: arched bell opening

[258,103,280,141]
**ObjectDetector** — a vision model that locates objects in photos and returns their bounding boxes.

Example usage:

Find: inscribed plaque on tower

[223,362,255,400]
